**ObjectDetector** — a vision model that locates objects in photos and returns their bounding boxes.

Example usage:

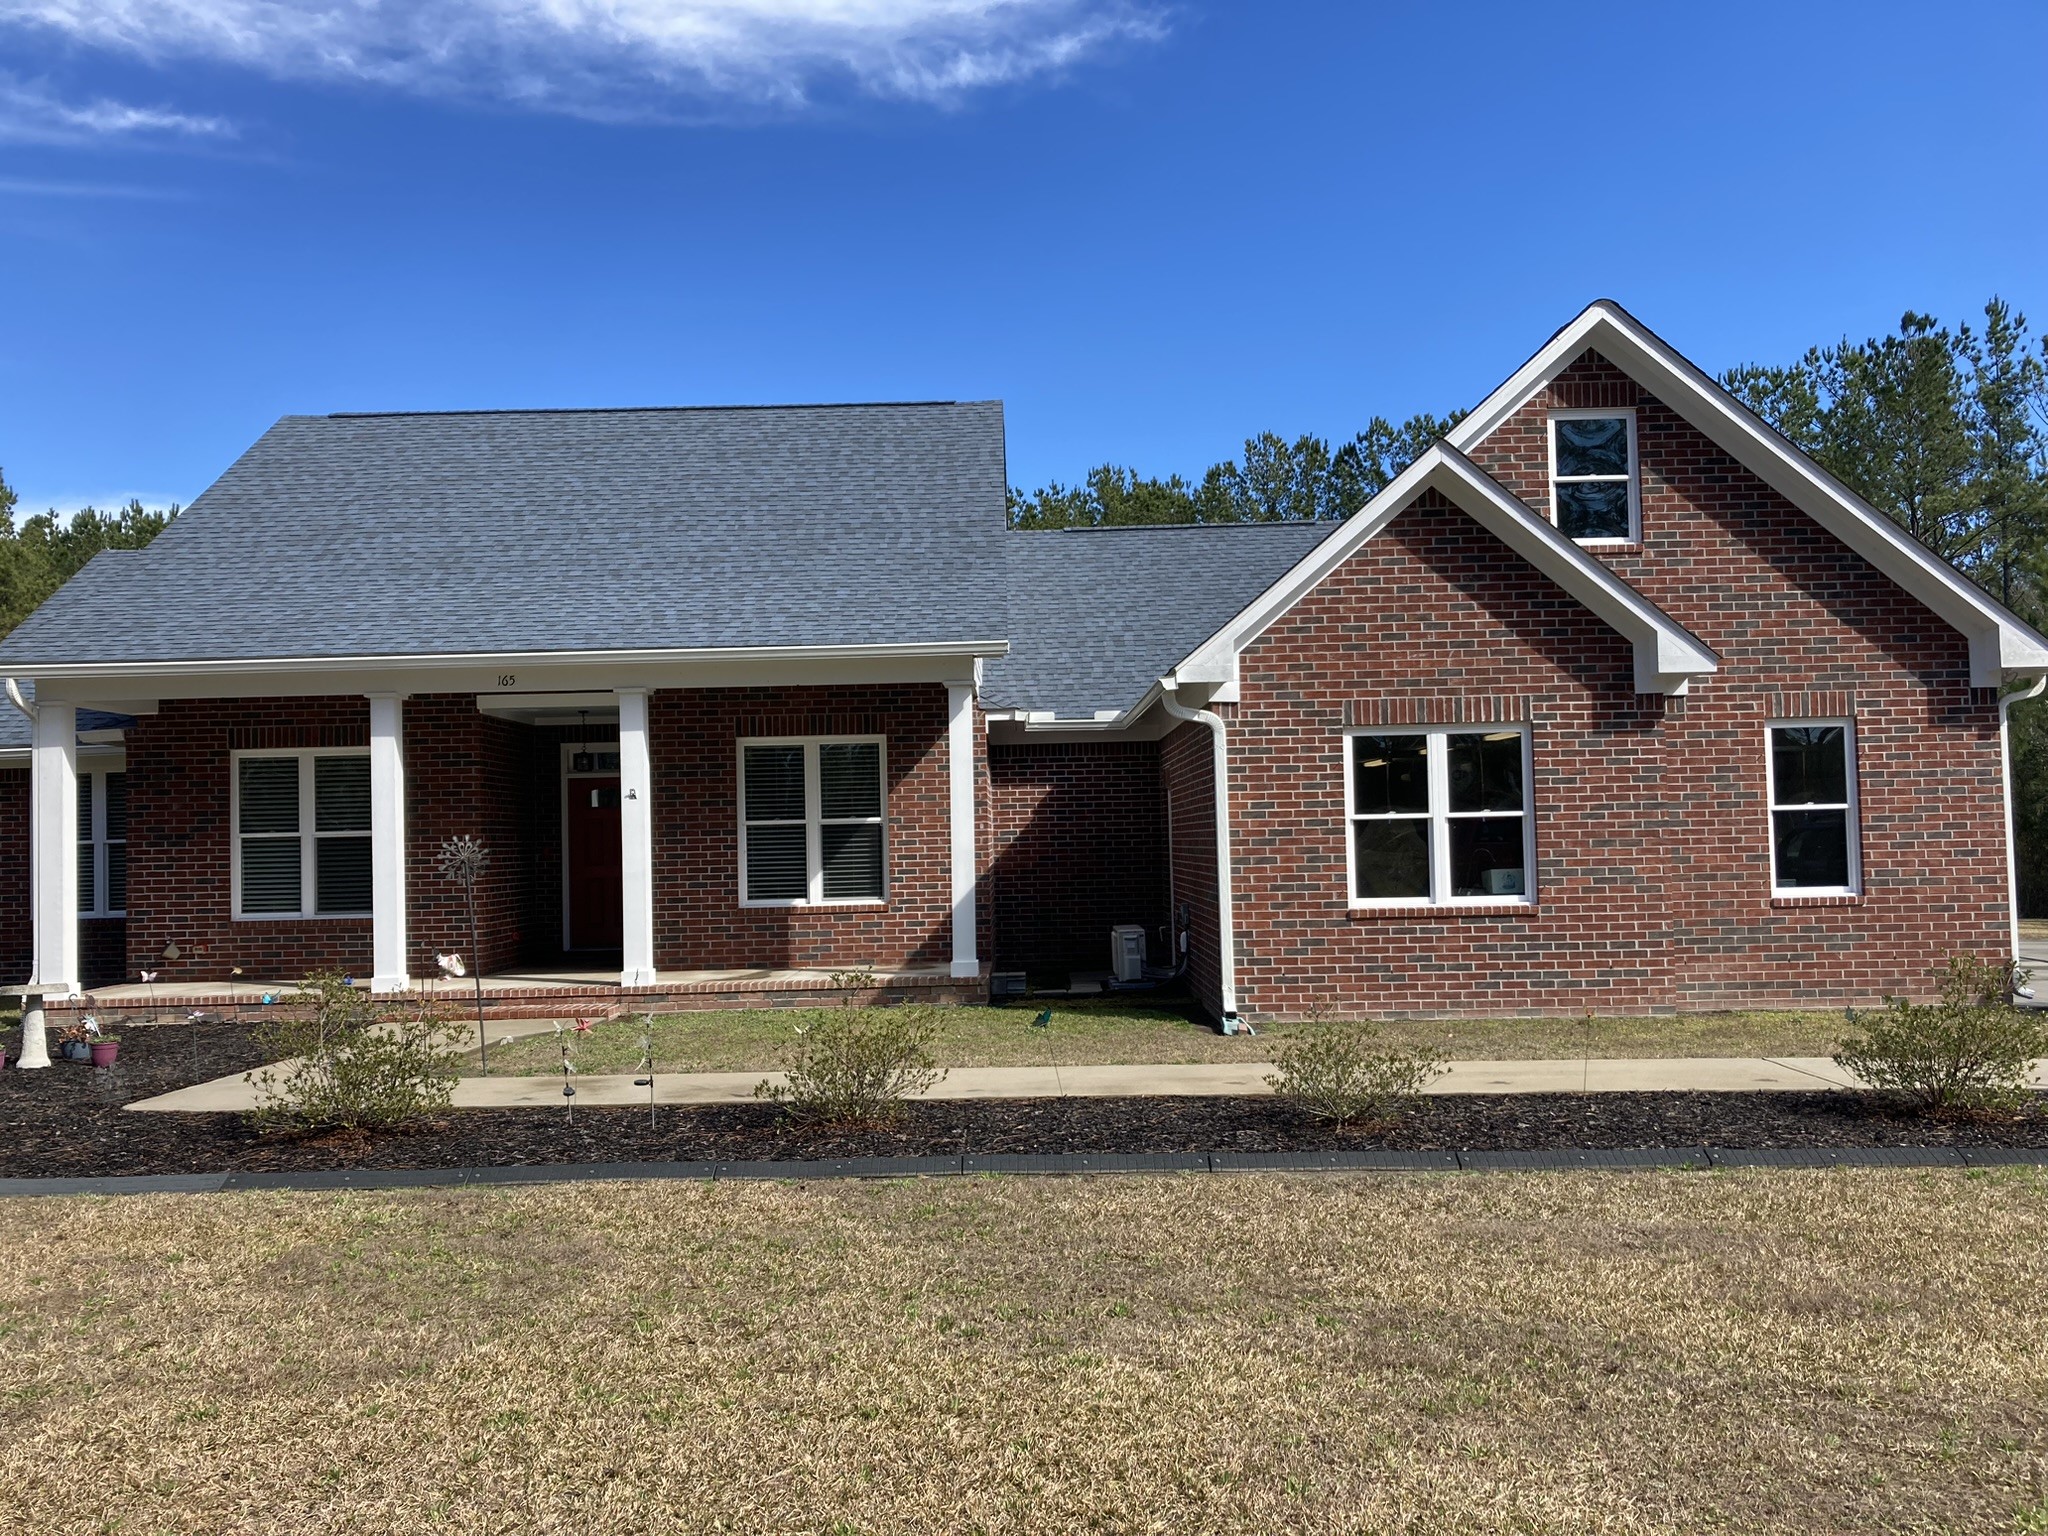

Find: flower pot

[90,1040,120,1069]
[60,1040,92,1063]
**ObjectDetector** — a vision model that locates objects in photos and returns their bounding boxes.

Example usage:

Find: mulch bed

[5,1019,2047,1180]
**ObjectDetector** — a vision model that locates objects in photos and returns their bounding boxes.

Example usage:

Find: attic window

[1549,410,1638,543]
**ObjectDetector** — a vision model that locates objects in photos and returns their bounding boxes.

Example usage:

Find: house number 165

[496,674,516,687]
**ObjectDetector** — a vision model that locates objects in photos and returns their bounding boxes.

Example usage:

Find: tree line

[2,303,2044,908]
[0,474,177,639]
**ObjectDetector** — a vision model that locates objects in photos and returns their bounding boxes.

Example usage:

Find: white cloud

[0,73,234,143]
[0,1,1162,115]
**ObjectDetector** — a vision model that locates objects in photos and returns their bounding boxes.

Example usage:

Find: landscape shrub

[755,1005,947,1124]
[1833,955,2048,1112]
[1266,1016,1445,1128]
[246,971,469,1133]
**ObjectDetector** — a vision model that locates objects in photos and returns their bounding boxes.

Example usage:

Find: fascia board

[1173,446,1715,695]
[3,638,1012,682]
[1451,301,2048,686]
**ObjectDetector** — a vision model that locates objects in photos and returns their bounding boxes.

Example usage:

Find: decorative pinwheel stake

[631,1022,656,1131]
[436,836,493,1071]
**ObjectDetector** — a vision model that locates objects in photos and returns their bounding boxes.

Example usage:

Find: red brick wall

[125,697,376,984]
[988,741,1167,973]
[649,684,958,970]
[1163,719,1223,1016]
[1230,489,1666,1020]
[1218,352,2010,1019]
[1467,351,2007,1010]
[401,695,537,978]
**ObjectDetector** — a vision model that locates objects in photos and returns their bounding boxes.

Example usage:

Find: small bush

[755,1005,948,1124]
[1833,955,2048,1112]
[246,972,469,1133]
[1266,1018,1445,1128]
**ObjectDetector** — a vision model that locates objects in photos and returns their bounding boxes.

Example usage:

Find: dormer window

[1548,410,1638,544]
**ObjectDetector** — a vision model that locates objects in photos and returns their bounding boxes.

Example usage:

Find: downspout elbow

[1160,679,1241,1030]
[5,678,35,722]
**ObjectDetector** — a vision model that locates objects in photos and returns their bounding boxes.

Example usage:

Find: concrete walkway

[123,1053,2048,1114]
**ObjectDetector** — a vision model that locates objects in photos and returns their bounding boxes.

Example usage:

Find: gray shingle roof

[986,522,1339,718]
[0,403,1009,666]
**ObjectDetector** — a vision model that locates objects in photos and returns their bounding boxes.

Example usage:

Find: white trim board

[1445,299,2048,689]
[1171,443,1719,697]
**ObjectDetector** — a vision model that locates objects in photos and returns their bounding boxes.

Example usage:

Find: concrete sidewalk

[120,1053,2043,1114]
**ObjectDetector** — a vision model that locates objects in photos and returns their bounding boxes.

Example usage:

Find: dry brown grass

[483,1003,1854,1076]
[5,1170,2047,1533]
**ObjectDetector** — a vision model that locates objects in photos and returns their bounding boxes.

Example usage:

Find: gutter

[1159,678,1242,1031]
[0,637,1012,682]
[2000,674,2047,977]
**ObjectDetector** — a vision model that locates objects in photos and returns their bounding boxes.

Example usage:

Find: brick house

[2,300,2043,1027]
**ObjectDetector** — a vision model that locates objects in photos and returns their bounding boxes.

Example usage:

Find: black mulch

[5,1019,2047,1180]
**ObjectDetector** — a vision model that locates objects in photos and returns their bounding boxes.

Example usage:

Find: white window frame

[78,766,127,919]
[737,736,888,907]
[229,748,374,920]
[1548,407,1640,545]
[1765,719,1861,898]
[1343,726,1536,909]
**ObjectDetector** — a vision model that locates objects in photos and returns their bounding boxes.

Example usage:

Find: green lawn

[476,1000,1856,1075]
[5,1169,2045,1533]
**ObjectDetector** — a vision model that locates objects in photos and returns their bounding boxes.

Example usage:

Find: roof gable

[1445,301,2048,687]
[1173,445,1718,696]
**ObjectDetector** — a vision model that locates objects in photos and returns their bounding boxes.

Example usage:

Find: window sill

[1573,540,1643,554]
[1769,893,1863,908]
[740,900,888,911]
[1348,901,1536,920]
[233,912,373,922]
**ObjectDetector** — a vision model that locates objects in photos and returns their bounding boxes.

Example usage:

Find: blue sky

[1,0,2044,513]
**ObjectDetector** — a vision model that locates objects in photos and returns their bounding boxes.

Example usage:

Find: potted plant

[57,1024,92,1063]
[89,1034,121,1068]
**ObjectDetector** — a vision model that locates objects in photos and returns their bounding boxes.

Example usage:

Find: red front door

[566,776,622,951]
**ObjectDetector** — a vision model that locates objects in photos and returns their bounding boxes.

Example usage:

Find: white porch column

[618,687,657,988]
[20,700,79,1067]
[946,681,979,980]
[367,693,410,994]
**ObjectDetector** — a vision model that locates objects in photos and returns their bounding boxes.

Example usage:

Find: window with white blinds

[739,738,886,904]
[77,769,127,917]
[234,751,374,918]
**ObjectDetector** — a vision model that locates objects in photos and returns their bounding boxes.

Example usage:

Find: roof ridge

[316,401,989,421]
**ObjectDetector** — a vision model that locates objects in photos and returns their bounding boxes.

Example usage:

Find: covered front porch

[15,647,998,1060]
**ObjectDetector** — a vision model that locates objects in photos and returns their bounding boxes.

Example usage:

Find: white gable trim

[1446,300,2048,688]
[1172,444,1718,696]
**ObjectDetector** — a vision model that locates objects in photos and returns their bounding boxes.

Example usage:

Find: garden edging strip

[0,1143,2039,1197]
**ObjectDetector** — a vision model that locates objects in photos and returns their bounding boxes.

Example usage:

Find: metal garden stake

[436,836,492,1071]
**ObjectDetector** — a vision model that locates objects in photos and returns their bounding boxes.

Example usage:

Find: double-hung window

[1767,722,1859,895]
[739,738,886,904]
[78,769,127,917]
[233,751,373,918]
[1549,410,1638,543]
[1347,728,1533,906]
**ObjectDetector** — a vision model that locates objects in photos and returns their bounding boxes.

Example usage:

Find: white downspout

[1160,678,1241,1030]
[1999,673,2046,981]
[5,679,45,1064]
